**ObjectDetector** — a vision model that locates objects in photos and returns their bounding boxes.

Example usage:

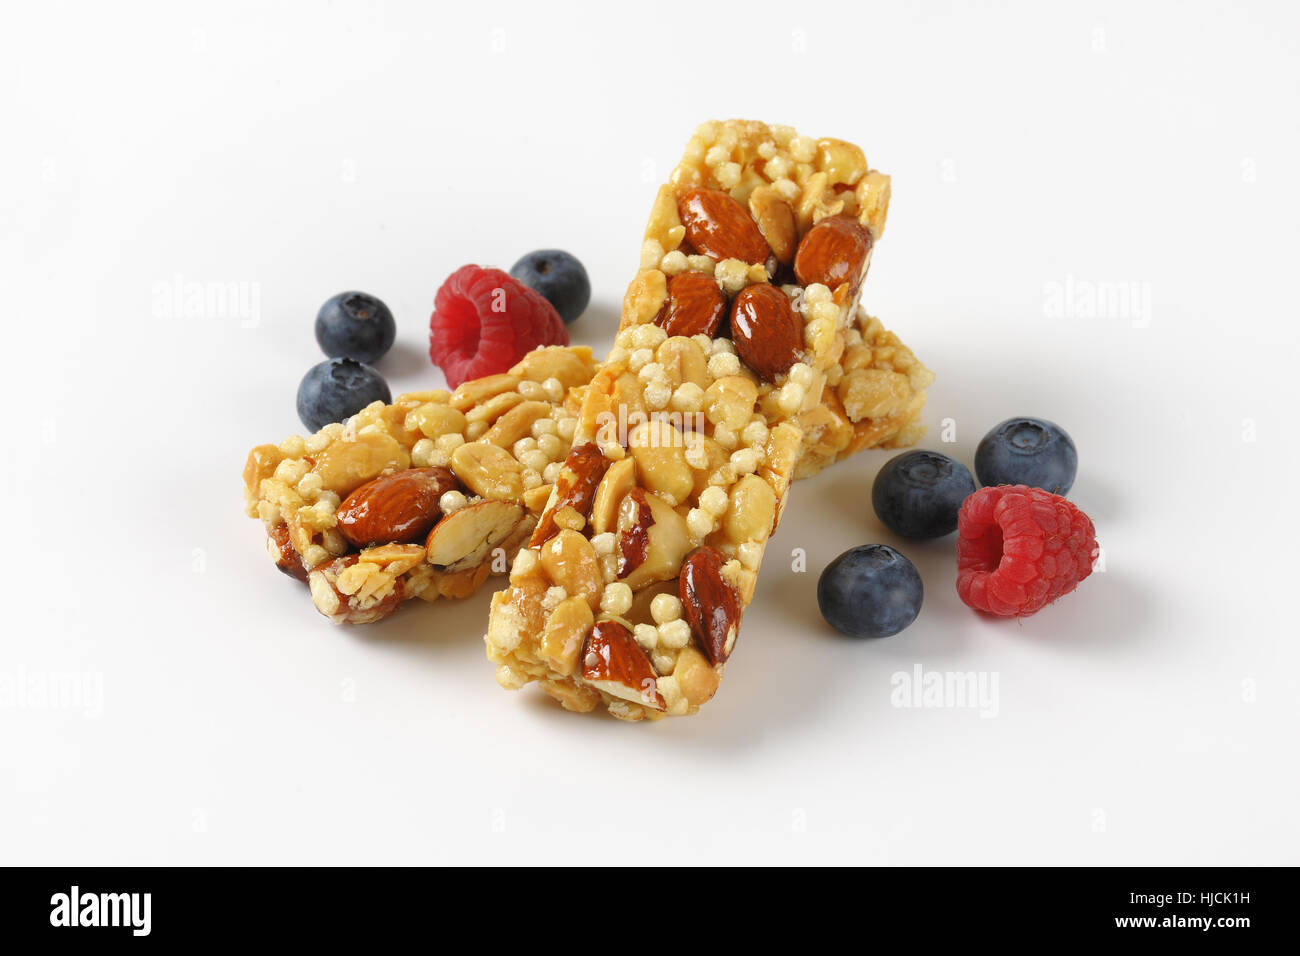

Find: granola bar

[484,120,932,719]
[243,345,599,623]
[243,301,928,626]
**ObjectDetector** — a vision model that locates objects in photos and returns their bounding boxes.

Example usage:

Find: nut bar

[485,119,932,720]
[244,345,600,623]
[244,302,926,626]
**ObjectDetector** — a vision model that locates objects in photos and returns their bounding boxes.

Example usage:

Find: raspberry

[956,485,1098,618]
[429,265,569,388]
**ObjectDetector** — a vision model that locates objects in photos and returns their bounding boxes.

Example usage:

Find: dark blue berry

[871,450,975,539]
[510,249,590,324]
[296,358,391,432]
[817,544,923,639]
[975,417,1077,494]
[315,291,396,364]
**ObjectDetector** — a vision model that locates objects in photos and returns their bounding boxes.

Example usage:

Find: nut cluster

[243,120,934,723]
[243,346,598,623]
[486,120,909,720]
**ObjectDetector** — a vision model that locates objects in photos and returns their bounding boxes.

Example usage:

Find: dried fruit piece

[425,499,526,572]
[793,216,873,295]
[729,284,802,382]
[335,466,461,548]
[679,547,741,664]
[580,620,665,710]
[655,271,727,338]
[531,442,608,546]
[677,188,770,265]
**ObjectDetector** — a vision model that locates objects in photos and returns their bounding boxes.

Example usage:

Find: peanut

[451,441,525,501]
[406,403,468,440]
[509,346,595,390]
[537,596,595,677]
[704,375,759,431]
[722,474,777,544]
[312,431,410,497]
[450,373,520,411]
[655,336,710,390]
[540,529,605,611]
[628,420,693,506]
[673,645,719,708]
[484,400,552,448]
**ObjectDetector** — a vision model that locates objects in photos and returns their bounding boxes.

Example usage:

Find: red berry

[429,265,569,388]
[956,485,1098,618]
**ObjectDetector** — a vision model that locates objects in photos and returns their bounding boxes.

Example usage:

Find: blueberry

[510,249,590,324]
[296,358,391,432]
[315,291,396,364]
[975,417,1077,494]
[871,450,975,539]
[817,544,923,639]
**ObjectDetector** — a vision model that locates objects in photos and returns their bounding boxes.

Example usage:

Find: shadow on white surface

[373,340,434,383]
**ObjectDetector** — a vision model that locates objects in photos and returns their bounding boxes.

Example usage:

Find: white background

[2,0,1296,865]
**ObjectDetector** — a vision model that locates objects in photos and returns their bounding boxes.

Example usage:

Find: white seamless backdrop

[1,0,1296,865]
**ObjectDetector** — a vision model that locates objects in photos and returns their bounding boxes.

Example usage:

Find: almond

[677,188,770,265]
[654,271,727,338]
[589,456,635,536]
[335,467,461,548]
[617,488,692,589]
[267,522,307,582]
[793,215,873,296]
[307,555,405,625]
[679,546,741,665]
[748,186,798,264]
[580,619,665,710]
[616,487,654,580]
[729,284,802,383]
[530,442,609,546]
[425,499,525,572]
